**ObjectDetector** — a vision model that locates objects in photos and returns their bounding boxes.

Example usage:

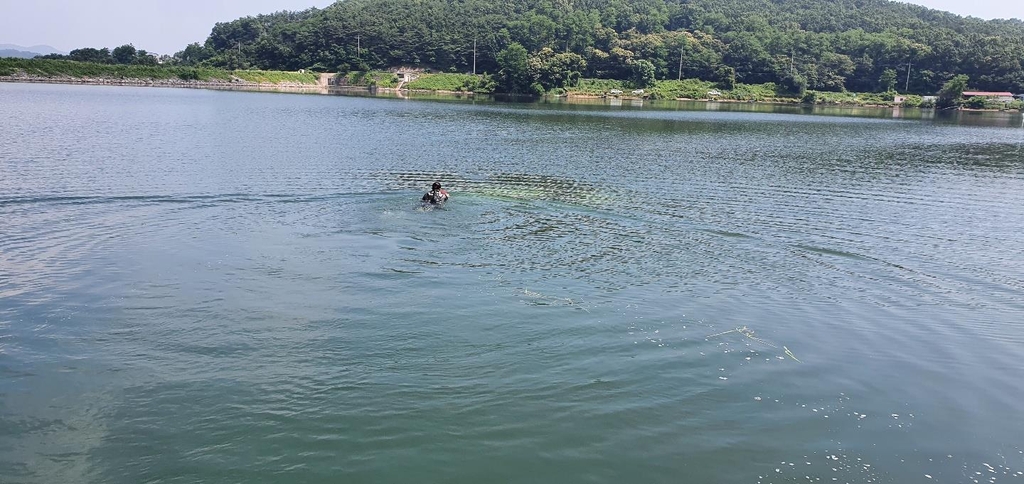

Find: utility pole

[473,38,477,75]
[357,35,361,58]
[678,45,683,81]
[905,60,912,92]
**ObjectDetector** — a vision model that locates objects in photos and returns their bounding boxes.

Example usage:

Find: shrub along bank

[0,58,318,85]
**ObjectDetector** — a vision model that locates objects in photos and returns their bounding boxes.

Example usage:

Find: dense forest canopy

[176,0,1024,94]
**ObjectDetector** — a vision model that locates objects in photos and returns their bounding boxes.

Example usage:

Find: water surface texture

[2,83,1024,483]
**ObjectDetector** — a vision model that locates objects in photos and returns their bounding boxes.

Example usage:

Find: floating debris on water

[705,325,802,362]
[519,287,590,312]
[784,345,801,362]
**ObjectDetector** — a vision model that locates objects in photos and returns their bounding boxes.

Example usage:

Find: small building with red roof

[962,91,1015,103]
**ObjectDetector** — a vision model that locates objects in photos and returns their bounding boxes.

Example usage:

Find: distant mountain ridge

[0,44,65,56]
[1,49,46,59]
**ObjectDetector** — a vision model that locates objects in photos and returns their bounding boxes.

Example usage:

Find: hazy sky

[0,0,335,55]
[0,0,1020,55]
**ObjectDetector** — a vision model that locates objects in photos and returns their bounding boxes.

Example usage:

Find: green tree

[779,72,808,95]
[723,33,773,83]
[508,14,557,52]
[631,59,656,88]
[716,65,736,90]
[558,10,599,52]
[68,47,111,64]
[879,68,897,92]
[112,44,137,65]
[253,38,291,69]
[936,74,968,108]
[133,50,158,66]
[964,96,988,109]
[808,52,854,91]
[496,43,535,94]
[212,50,251,70]
[206,16,266,51]
[530,48,587,90]
[174,43,213,66]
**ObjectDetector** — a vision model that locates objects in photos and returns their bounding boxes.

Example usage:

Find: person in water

[422,182,449,205]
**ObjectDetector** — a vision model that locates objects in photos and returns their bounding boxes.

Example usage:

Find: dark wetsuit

[422,189,449,205]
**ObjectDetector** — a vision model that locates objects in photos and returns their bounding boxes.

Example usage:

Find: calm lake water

[2,82,1024,483]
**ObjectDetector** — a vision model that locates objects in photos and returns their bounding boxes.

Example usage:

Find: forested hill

[176,0,1024,94]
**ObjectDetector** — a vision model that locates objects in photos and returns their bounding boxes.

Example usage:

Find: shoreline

[3,75,1019,113]
[0,73,323,91]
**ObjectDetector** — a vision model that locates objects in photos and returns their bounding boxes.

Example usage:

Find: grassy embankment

[569,78,791,101]
[406,73,492,92]
[0,58,319,85]
[341,71,492,93]
[569,78,932,106]
[231,70,318,84]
